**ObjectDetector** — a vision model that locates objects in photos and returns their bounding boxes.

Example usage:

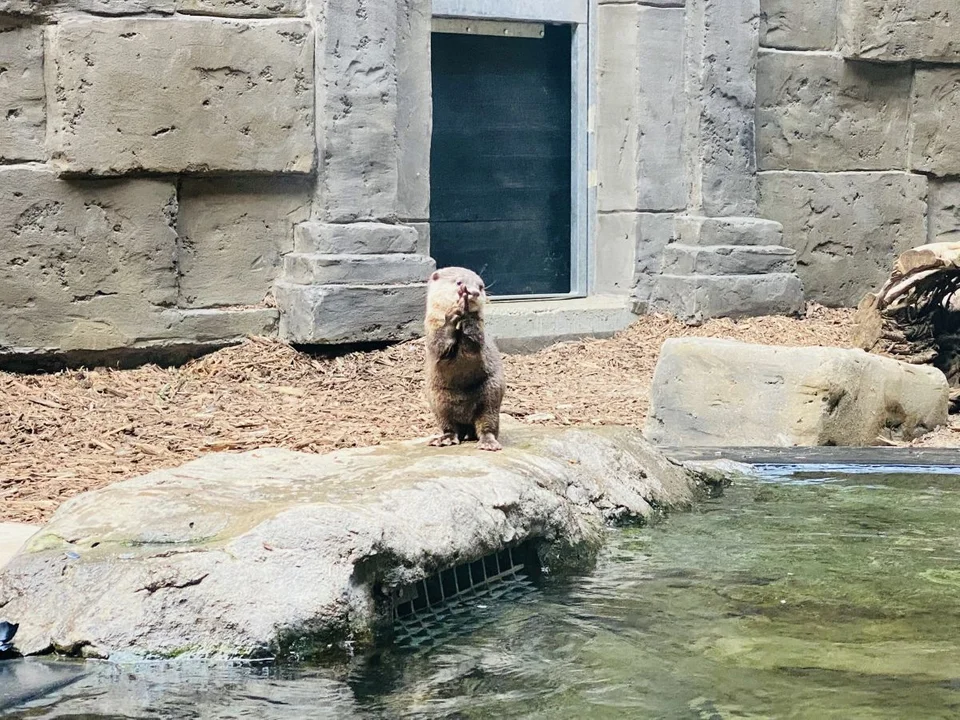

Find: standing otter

[424,267,504,451]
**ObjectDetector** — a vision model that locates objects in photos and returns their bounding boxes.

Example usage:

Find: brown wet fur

[424,267,505,451]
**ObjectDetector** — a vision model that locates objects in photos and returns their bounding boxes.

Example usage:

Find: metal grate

[389,544,539,648]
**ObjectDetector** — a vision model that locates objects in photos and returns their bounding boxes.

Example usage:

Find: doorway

[430,24,575,297]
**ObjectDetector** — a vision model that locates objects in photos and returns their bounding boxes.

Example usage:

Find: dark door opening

[430,24,573,297]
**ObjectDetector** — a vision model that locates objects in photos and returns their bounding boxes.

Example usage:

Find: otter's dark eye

[479,284,484,291]
[456,280,463,286]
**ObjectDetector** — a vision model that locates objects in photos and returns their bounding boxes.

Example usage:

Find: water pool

[7,463,960,719]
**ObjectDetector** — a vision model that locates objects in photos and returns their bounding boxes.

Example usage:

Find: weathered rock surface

[176,0,304,17]
[282,254,435,286]
[662,244,796,276]
[840,0,960,63]
[0,23,45,163]
[645,338,949,447]
[757,51,911,172]
[650,273,804,323]
[758,171,928,307]
[295,222,419,255]
[46,18,314,176]
[275,282,429,344]
[597,4,686,213]
[929,181,960,244]
[760,0,837,50]
[600,212,675,311]
[675,215,783,247]
[0,427,699,660]
[911,69,960,178]
[177,177,311,308]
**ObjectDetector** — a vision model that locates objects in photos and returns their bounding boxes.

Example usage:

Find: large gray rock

[645,338,949,447]
[760,0,837,50]
[275,282,429,344]
[911,69,960,178]
[758,171,928,307]
[757,51,911,172]
[0,23,45,163]
[0,427,699,660]
[0,167,177,351]
[597,4,686,213]
[46,18,314,176]
[684,0,759,216]
[650,273,804,322]
[839,0,960,63]
[177,177,311,308]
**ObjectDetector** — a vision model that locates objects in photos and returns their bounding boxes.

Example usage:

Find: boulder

[645,338,949,447]
[0,426,699,661]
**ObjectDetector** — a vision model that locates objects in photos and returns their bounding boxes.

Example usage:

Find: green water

[9,466,960,719]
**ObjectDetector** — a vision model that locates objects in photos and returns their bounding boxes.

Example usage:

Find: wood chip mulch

[0,307,868,524]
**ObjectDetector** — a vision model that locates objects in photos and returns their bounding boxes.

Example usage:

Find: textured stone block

[685,0,759,216]
[759,171,928,307]
[650,274,804,322]
[282,253,435,286]
[163,307,278,342]
[757,51,911,172]
[840,0,960,63]
[0,0,174,15]
[176,0,304,17]
[662,244,796,275]
[760,0,837,50]
[645,338,948,446]
[293,222,418,255]
[0,167,177,351]
[596,213,639,295]
[597,4,685,213]
[275,282,428,344]
[929,181,960,244]
[911,69,960,178]
[675,216,783,247]
[396,0,431,220]
[46,18,314,176]
[0,23,45,162]
[177,177,311,309]
[629,213,677,313]
[317,0,400,221]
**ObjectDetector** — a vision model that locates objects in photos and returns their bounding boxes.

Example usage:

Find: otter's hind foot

[477,433,502,452]
[429,432,460,447]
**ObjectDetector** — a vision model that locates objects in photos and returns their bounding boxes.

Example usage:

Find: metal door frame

[431,0,594,300]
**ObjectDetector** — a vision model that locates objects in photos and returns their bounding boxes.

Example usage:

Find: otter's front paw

[476,435,502,452]
[429,432,460,447]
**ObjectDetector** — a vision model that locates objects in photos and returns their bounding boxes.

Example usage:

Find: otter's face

[428,266,488,314]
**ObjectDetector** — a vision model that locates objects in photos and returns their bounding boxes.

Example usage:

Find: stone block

[840,0,960,63]
[0,0,174,15]
[46,18,314,176]
[675,216,783,246]
[0,167,177,352]
[595,213,638,295]
[317,0,400,221]
[177,177,311,309]
[282,253,435,286]
[911,69,960,178]
[395,0,431,220]
[630,213,677,312]
[760,0,837,50]
[685,0,759,216]
[0,23,45,163]
[597,4,686,212]
[645,338,949,446]
[275,282,428,344]
[176,0,304,17]
[758,171,928,307]
[650,274,804,322]
[757,51,911,172]
[162,307,278,343]
[929,180,960,244]
[662,244,796,275]
[409,221,430,256]
[293,222,418,255]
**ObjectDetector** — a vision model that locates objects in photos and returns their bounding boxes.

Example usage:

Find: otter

[424,266,504,451]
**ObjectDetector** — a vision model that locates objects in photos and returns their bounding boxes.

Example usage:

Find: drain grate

[389,544,539,647]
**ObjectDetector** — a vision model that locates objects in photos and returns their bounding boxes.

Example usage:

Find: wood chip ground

[2,307,954,524]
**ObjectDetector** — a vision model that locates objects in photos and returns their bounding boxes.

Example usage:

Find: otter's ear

[430,271,440,281]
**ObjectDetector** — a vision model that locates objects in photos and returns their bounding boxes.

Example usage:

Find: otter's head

[426,266,489,319]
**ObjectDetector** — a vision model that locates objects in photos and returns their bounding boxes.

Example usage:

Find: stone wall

[0,0,433,362]
[755,0,954,307]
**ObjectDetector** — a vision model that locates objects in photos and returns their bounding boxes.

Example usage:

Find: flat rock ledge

[0,426,700,662]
